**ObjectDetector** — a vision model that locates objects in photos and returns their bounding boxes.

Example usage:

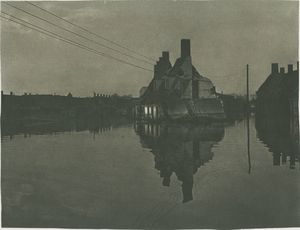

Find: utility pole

[246,64,249,112]
[246,64,251,174]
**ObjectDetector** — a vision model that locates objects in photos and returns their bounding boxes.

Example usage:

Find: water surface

[2,116,299,229]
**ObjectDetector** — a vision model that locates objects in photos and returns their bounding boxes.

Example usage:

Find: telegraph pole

[246,64,249,111]
[246,64,251,174]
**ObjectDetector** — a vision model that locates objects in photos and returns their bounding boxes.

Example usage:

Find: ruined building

[137,39,226,121]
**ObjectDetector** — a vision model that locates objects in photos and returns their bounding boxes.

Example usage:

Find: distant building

[139,87,148,97]
[2,91,136,120]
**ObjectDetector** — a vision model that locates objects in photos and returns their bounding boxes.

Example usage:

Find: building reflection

[255,62,299,169]
[1,116,132,139]
[135,122,224,203]
[255,115,299,169]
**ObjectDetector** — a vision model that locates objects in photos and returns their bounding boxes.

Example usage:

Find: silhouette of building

[137,39,226,121]
[256,62,299,169]
[1,92,137,120]
[256,62,299,118]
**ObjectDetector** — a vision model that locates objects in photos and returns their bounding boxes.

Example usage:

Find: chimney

[156,60,161,72]
[181,39,191,58]
[288,64,293,73]
[162,52,169,62]
[280,67,285,74]
[271,63,278,74]
[154,64,157,73]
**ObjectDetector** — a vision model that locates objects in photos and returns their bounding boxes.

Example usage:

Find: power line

[203,70,245,84]
[202,67,246,79]
[2,1,154,66]
[211,71,245,84]
[211,72,245,82]
[1,13,154,73]
[25,1,157,62]
[211,72,245,83]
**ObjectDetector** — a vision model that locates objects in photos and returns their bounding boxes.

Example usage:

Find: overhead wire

[25,1,157,62]
[211,72,246,86]
[2,1,154,66]
[211,72,245,83]
[211,73,245,84]
[203,68,246,84]
[2,2,249,80]
[0,12,154,73]
[202,67,246,79]
[210,70,247,95]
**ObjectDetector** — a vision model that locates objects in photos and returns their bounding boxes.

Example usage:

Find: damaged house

[137,39,226,121]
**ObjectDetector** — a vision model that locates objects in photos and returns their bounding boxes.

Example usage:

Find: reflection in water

[247,113,251,174]
[135,122,224,203]
[255,115,299,169]
[2,114,300,229]
[1,116,133,141]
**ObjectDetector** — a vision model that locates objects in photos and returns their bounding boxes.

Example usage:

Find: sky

[1,0,299,97]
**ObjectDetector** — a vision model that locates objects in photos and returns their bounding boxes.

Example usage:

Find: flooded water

[2,116,300,229]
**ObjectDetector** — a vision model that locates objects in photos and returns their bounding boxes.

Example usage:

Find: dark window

[192,81,199,98]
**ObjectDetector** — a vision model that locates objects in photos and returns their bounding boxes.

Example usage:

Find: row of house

[256,62,299,118]
[255,62,299,169]
[1,91,137,120]
[136,39,226,121]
